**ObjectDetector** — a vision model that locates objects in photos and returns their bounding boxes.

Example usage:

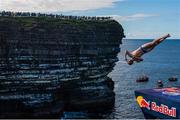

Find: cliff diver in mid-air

[125,34,171,65]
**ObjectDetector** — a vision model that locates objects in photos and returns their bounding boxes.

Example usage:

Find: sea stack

[0,14,125,118]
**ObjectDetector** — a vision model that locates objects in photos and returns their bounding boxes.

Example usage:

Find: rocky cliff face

[0,16,124,118]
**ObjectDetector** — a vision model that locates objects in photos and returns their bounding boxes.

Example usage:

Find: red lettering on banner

[136,96,177,118]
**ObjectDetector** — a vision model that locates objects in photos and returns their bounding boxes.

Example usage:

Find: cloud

[125,31,174,39]
[0,0,124,13]
[109,13,159,22]
[126,32,155,38]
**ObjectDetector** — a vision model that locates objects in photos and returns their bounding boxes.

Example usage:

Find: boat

[135,87,180,119]
[136,75,149,82]
[168,77,178,82]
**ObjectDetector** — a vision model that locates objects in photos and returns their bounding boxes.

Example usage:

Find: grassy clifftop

[0,16,124,44]
[0,16,121,28]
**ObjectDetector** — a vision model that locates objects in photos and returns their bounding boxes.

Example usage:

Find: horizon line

[123,38,180,40]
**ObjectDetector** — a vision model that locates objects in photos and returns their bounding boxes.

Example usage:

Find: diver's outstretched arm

[152,34,171,45]
[125,50,133,61]
[125,50,143,62]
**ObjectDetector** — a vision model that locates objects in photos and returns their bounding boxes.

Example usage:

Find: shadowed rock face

[0,16,125,118]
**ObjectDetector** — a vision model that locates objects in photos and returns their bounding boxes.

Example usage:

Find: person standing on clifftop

[125,34,171,65]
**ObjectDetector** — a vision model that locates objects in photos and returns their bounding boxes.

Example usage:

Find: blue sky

[0,0,180,39]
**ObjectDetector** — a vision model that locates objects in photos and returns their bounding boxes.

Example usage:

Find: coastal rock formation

[0,16,124,118]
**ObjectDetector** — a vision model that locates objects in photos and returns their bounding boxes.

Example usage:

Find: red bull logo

[136,96,176,118]
[136,96,150,110]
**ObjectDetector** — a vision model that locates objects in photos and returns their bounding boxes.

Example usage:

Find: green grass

[0,16,118,28]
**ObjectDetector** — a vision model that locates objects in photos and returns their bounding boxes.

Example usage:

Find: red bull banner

[136,96,176,118]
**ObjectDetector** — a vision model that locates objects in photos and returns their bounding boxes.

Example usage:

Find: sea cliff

[0,15,125,118]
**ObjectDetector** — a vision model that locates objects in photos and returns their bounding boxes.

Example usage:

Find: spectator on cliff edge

[125,34,171,65]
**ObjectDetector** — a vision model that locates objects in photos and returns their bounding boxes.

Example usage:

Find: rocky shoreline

[0,16,124,118]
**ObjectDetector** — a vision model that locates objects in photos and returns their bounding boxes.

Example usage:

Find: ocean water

[107,39,180,119]
[63,39,180,119]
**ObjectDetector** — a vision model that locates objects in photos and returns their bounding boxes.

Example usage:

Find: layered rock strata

[0,16,124,118]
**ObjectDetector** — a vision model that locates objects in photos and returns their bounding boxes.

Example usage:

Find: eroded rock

[0,16,124,118]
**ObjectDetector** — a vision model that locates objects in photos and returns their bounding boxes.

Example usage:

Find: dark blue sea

[63,39,180,119]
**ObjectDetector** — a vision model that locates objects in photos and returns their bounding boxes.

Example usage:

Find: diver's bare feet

[163,34,170,39]
[167,34,171,38]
